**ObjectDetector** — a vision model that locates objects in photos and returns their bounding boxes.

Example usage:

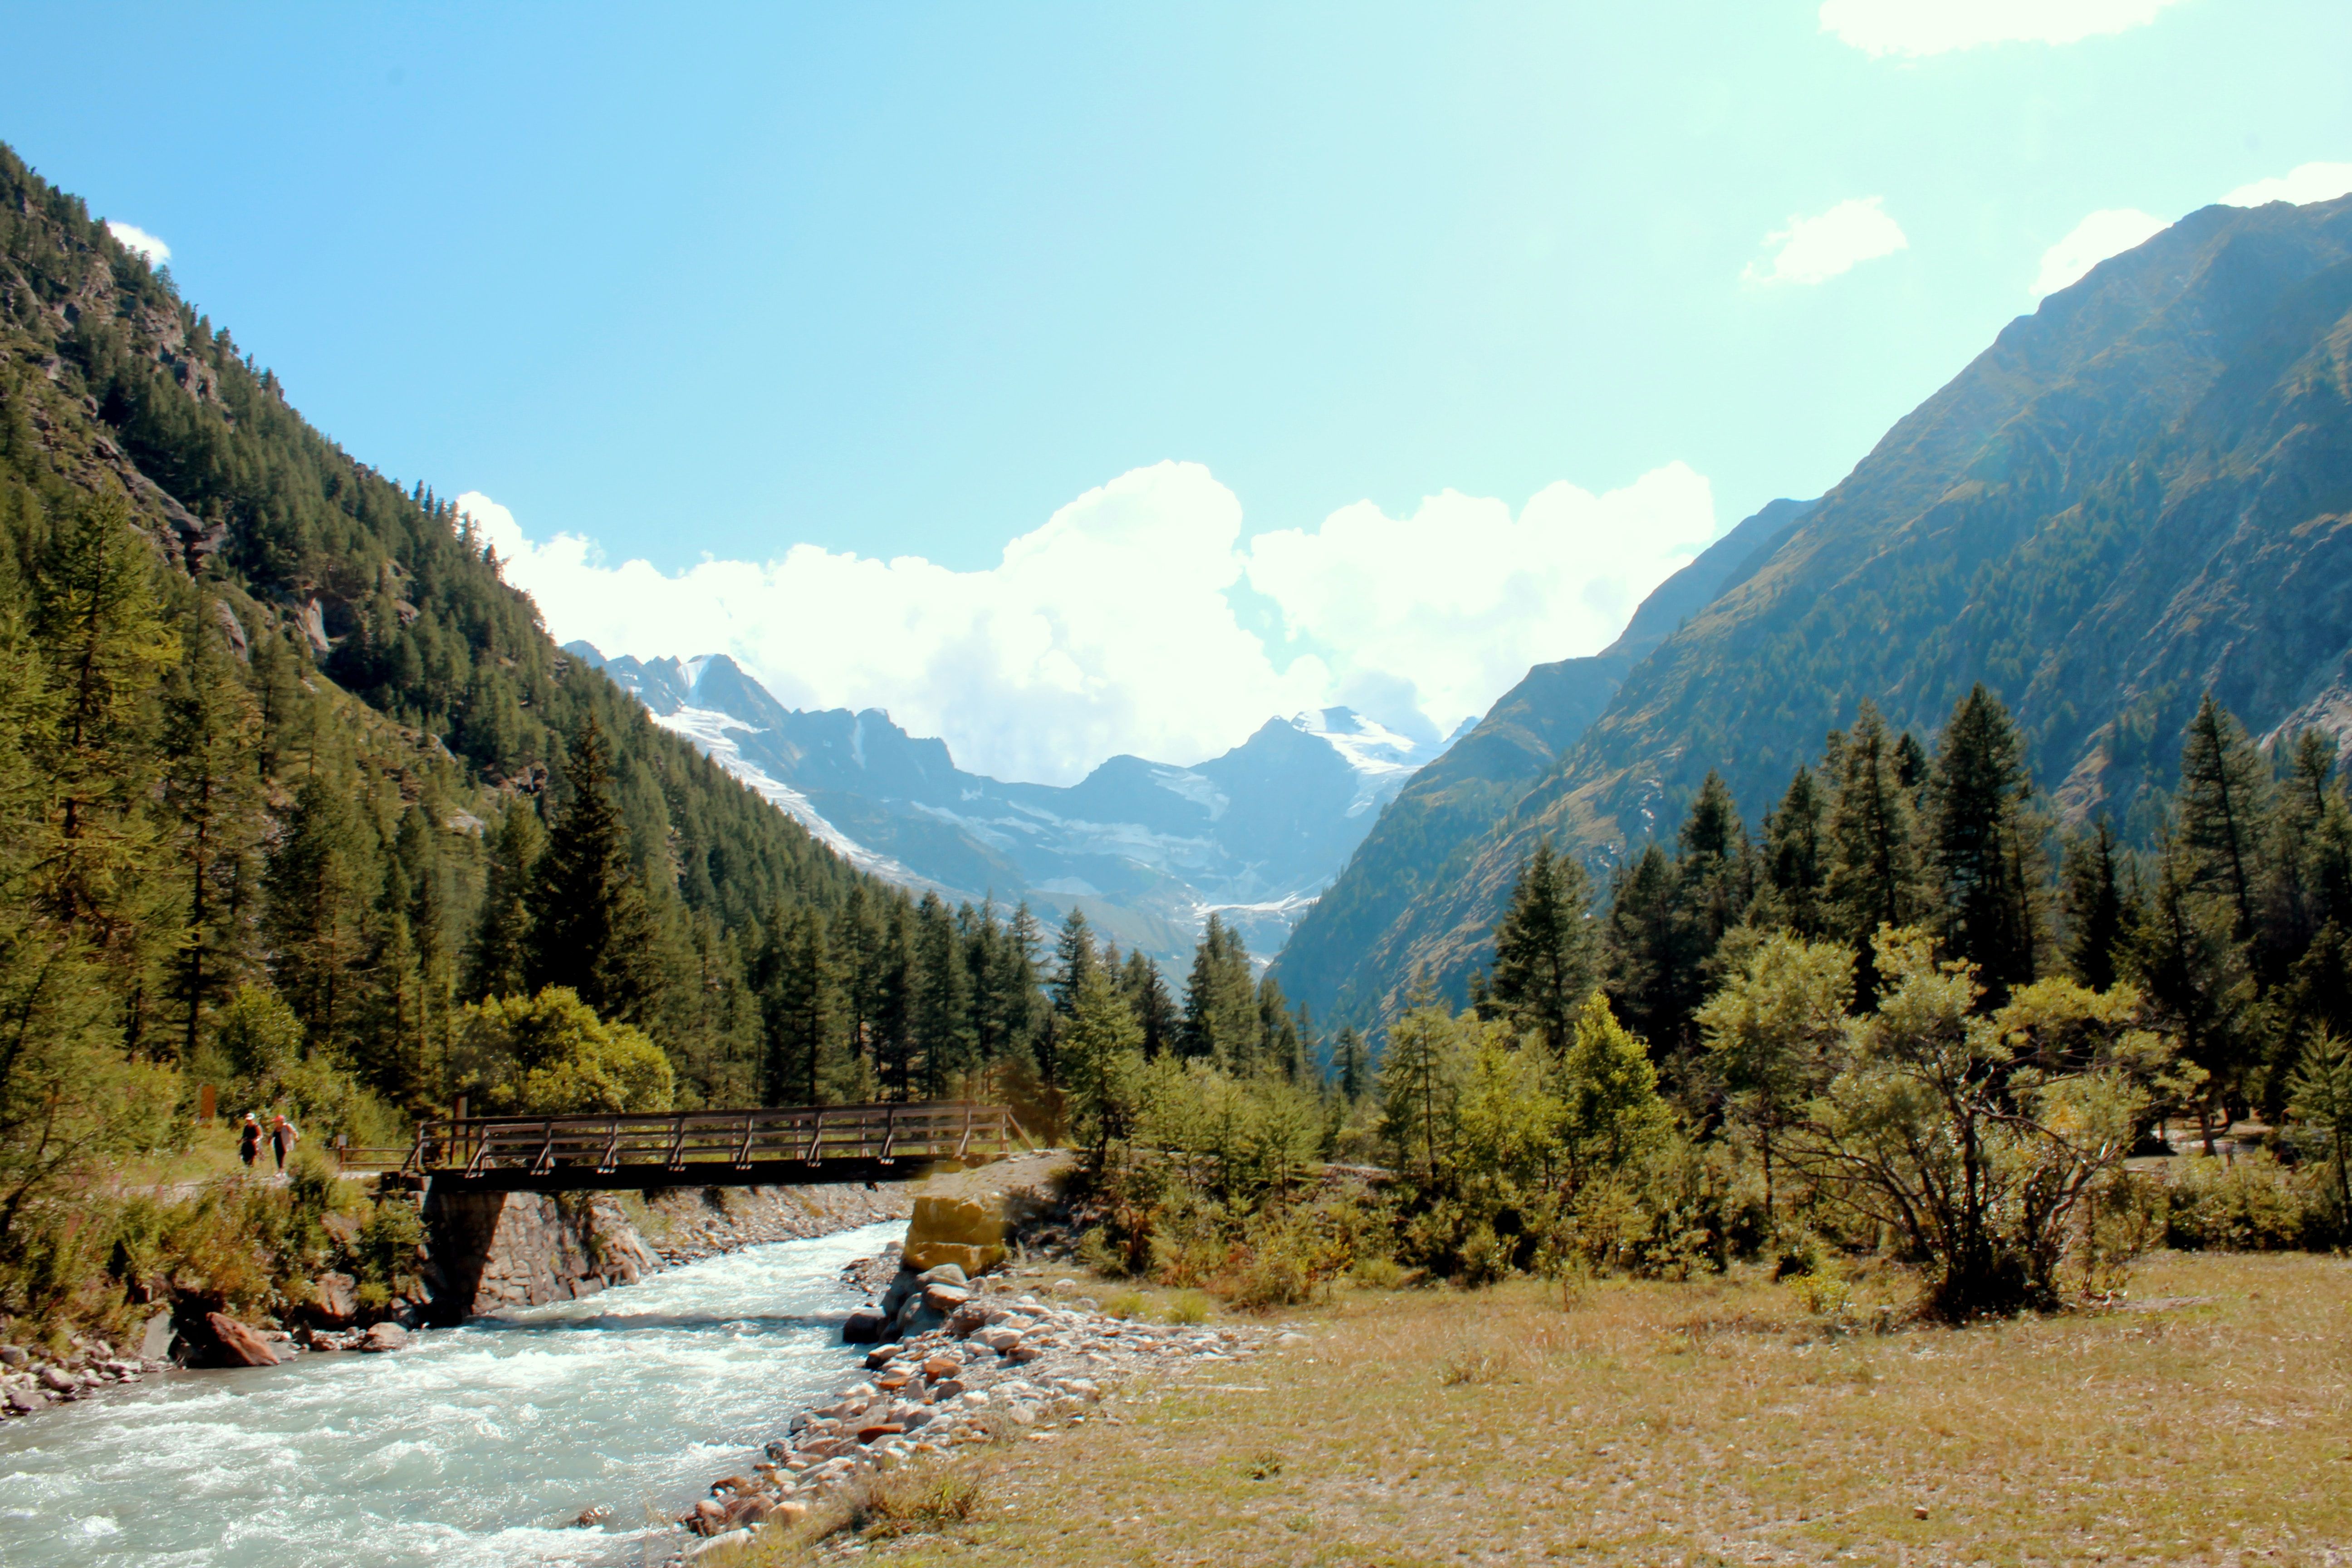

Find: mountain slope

[0,141,889,1107]
[1269,495,1812,1019]
[1330,194,2352,1018]
[572,644,1446,968]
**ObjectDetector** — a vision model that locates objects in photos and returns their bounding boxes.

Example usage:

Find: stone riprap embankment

[669,1264,1296,1559]
[0,1334,170,1418]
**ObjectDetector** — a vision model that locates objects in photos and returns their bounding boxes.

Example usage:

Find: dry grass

[732,1248,2352,1566]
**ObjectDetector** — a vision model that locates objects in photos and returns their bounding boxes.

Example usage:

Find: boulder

[6,1390,45,1412]
[902,1196,1006,1275]
[0,1346,24,1368]
[975,1325,1024,1353]
[842,1308,889,1344]
[38,1366,76,1393]
[921,1354,964,1381]
[138,1312,174,1362]
[309,1272,360,1328]
[358,1323,409,1353]
[206,1313,284,1367]
[917,1262,969,1288]
[922,1282,972,1313]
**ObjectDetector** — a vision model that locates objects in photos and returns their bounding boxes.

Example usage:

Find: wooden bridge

[395,1099,1025,1194]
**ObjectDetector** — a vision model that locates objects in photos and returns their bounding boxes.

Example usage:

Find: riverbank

[696,1247,2352,1566]
[671,1261,1289,1564]
[0,1152,1067,1428]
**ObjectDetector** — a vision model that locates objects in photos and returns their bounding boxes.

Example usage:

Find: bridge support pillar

[420,1188,657,1323]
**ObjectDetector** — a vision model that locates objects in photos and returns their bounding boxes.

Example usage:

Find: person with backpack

[237,1113,263,1169]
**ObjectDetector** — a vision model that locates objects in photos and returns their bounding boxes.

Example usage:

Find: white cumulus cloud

[2030,207,2167,299]
[459,460,1717,786]
[103,220,170,266]
[1820,0,2188,57]
[2033,164,2352,300]
[2221,162,2352,208]
[1744,197,1908,287]
[1242,465,1716,743]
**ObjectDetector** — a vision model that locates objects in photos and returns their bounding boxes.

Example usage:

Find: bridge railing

[400,1099,1017,1181]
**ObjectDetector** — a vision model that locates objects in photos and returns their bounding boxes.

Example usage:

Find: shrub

[2166,1153,2325,1251]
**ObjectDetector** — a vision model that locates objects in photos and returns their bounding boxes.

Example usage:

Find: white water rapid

[0,1219,902,1568]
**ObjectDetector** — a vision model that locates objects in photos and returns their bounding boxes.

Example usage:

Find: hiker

[271,1112,300,1172]
[238,1113,262,1169]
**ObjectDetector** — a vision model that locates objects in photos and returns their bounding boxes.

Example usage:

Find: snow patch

[649,706,936,890]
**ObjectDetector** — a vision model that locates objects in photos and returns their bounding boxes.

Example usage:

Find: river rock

[921,1354,962,1380]
[139,1312,175,1361]
[843,1307,888,1344]
[206,1313,284,1367]
[310,1272,360,1327]
[358,1323,409,1353]
[0,1346,24,1367]
[917,1262,969,1287]
[37,1366,77,1392]
[975,1325,1024,1353]
[6,1390,44,1412]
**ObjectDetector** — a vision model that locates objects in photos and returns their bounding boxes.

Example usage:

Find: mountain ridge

[570,642,1449,970]
[1299,193,2352,1022]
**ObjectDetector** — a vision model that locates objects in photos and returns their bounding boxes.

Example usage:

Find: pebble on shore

[664,1262,1284,1560]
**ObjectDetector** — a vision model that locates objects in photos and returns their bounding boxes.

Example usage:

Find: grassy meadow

[738,1248,2351,1567]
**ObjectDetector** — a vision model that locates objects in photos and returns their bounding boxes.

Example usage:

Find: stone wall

[421,1181,915,1322]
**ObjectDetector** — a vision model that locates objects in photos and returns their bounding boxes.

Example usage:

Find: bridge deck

[399,1099,1019,1194]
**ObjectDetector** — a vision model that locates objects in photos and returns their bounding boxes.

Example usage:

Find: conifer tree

[1180,914,1256,1065]
[1050,908,1098,1018]
[1757,766,1832,938]
[760,907,838,1105]
[264,772,380,1055]
[30,497,177,979]
[1927,684,2044,997]
[1825,701,1927,1003]
[1119,948,1178,1058]
[1602,843,1680,1050]
[2062,818,2132,992]
[158,592,265,1062]
[466,801,542,1002]
[1256,974,1306,1082]
[1333,1024,1369,1101]
[912,892,975,1096]
[525,718,663,1027]
[2178,693,2269,940]
[1490,843,1598,1057]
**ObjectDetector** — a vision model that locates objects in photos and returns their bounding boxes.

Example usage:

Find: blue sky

[10,1,2352,780]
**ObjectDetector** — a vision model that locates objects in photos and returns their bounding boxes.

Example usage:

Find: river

[0,1219,899,1568]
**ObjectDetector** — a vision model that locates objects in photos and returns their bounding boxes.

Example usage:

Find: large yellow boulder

[903,1194,1007,1274]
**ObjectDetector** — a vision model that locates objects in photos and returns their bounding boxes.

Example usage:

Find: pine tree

[1119,948,1178,1058]
[157,591,265,1062]
[1926,684,2045,998]
[1180,914,1256,1064]
[525,718,664,1027]
[1257,974,1307,1083]
[466,801,542,1001]
[30,497,178,1019]
[1754,767,1828,937]
[2062,818,2132,992]
[1490,843,1598,1057]
[759,906,838,1105]
[912,892,974,1096]
[1602,843,1681,1050]
[1051,908,1099,1018]
[1334,1024,1369,1102]
[1825,701,1927,1003]
[2178,693,2270,940]
[264,771,381,1056]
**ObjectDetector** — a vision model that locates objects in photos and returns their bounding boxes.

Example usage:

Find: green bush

[2165,1153,2328,1251]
